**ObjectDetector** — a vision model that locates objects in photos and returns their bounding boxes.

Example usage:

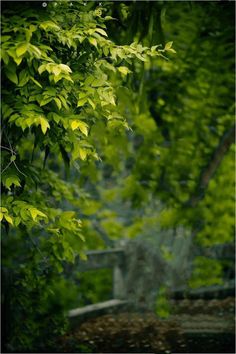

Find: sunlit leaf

[40,21,60,31]
[29,208,47,221]
[59,64,72,73]
[77,97,88,107]
[95,28,108,37]
[71,120,89,136]
[54,97,62,110]
[118,66,131,75]
[39,117,50,134]
[4,214,13,225]
[4,176,21,189]
[88,37,97,47]
[16,42,28,57]
[79,148,87,160]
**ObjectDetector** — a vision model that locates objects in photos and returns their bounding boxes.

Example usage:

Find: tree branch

[188,124,235,207]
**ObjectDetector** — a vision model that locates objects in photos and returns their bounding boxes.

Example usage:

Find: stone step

[68,299,129,327]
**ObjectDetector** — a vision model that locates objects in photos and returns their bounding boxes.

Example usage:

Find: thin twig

[1,161,13,175]
[2,132,27,177]
[12,161,27,177]
[5,133,13,151]
[0,145,16,153]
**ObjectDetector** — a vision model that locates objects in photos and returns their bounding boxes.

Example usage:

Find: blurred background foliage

[1,0,234,352]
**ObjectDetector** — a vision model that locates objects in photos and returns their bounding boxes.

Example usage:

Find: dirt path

[59,297,235,353]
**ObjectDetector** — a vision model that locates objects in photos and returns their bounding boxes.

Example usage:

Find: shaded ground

[59,297,235,353]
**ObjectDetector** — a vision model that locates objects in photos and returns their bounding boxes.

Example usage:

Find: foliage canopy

[1,1,234,352]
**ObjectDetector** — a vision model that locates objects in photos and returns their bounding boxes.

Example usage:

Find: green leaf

[95,28,108,37]
[1,36,11,42]
[71,120,89,136]
[2,103,13,118]
[30,76,42,88]
[49,112,61,124]
[118,66,131,75]
[38,64,47,75]
[29,208,47,221]
[88,37,97,47]
[28,44,42,59]
[164,41,176,53]
[14,216,21,226]
[29,208,38,221]
[25,29,33,42]
[59,64,72,73]
[52,66,61,76]
[84,76,95,86]
[4,175,21,189]
[13,56,23,66]
[39,117,50,134]
[71,145,80,161]
[16,42,28,57]
[88,98,96,110]
[79,148,88,161]
[18,69,30,86]
[54,74,73,83]
[102,90,116,106]
[40,21,60,31]
[5,69,18,84]
[43,87,57,96]
[77,97,88,107]
[71,121,80,131]
[91,75,107,87]
[37,210,47,218]
[40,97,53,107]
[54,97,62,110]
[166,48,176,54]
[58,95,69,110]
[53,73,64,83]
[0,207,8,213]
[104,16,115,21]
[164,41,173,50]
[1,48,9,65]
[77,232,86,242]
[4,214,13,225]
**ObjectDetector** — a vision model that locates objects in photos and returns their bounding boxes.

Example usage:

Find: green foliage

[155,286,171,319]
[1,1,171,351]
[76,269,113,306]
[196,148,235,246]
[189,257,223,289]
[1,0,169,233]
[90,0,234,287]
[1,1,234,351]
[74,0,234,318]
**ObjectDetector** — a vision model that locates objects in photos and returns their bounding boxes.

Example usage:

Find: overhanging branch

[188,124,235,207]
